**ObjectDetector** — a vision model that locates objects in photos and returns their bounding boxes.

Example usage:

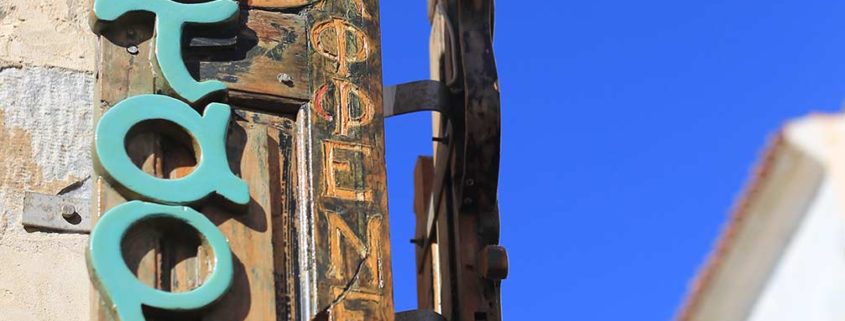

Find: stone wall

[0,0,95,320]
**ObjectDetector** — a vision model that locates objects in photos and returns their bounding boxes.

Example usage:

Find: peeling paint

[0,66,94,215]
[0,65,93,321]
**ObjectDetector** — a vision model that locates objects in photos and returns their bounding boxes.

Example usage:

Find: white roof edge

[677,113,841,321]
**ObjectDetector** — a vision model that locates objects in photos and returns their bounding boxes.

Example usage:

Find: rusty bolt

[60,204,76,219]
[127,45,139,55]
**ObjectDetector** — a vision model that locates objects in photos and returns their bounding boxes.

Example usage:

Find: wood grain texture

[91,8,299,321]
[91,20,158,321]
[91,1,398,320]
[451,2,505,320]
[243,0,319,9]
[200,113,298,321]
[295,0,395,320]
[190,10,310,107]
[419,1,506,321]
[412,157,435,311]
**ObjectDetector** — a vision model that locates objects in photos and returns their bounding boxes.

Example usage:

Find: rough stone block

[0,0,96,71]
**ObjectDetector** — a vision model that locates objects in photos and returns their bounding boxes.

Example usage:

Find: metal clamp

[22,192,91,233]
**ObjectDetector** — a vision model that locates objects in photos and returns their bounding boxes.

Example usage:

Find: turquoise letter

[95,94,249,205]
[92,0,239,103]
[88,201,233,321]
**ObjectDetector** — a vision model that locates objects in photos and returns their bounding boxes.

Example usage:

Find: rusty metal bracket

[383,80,450,118]
[22,192,91,233]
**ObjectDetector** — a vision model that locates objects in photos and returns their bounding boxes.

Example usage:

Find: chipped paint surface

[0,0,96,71]
[0,65,93,321]
[0,66,93,211]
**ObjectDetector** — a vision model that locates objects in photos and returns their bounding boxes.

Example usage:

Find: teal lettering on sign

[95,94,249,206]
[88,0,249,316]
[92,0,239,103]
[87,201,234,321]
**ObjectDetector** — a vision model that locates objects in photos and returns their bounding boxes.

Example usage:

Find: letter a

[95,94,249,205]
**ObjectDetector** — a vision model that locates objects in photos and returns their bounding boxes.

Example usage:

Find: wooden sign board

[412,1,508,321]
[87,1,393,320]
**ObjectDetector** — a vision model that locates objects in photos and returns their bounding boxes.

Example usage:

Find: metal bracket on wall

[22,192,91,233]
[384,80,450,118]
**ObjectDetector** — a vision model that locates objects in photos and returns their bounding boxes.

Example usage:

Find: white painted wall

[747,178,845,321]
[680,115,845,321]
[743,116,845,321]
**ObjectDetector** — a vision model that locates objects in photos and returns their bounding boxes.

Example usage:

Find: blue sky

[380,1,845,320]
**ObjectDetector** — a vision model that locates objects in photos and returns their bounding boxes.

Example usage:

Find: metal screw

[60,204,76,219]
[466,179,475,186]
[127,45,139,55]
[277,73,293,84]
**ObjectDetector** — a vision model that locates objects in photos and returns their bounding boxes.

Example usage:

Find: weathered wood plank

[243,0,319,9]
[190,10,310,106]
[295,1,395,320]
[268,121,298,321]
[91,20,160,321]
[201,115,295,321]
[92,1,397,321]
[421,1,506,321]
[450,1,505,320]
[433,171,454,321]
[92,8,300,321]
[413,157,435,311]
